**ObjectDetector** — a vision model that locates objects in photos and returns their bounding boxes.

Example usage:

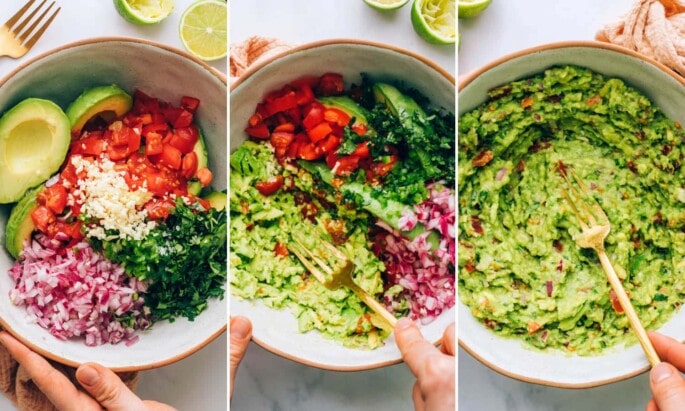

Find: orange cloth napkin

[0,338,138,411]
[597,0,685,76]
[229,36,294,83]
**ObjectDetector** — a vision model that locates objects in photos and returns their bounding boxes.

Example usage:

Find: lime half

[458,0,492,18]
[363,0,410,11]
[179,0,228,61]
[411,0,456,45]
[113,0,174,25]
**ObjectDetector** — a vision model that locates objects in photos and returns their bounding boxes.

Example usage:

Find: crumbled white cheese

[70,155,156,241]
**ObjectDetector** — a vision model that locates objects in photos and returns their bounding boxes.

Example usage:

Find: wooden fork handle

[349,284,398,329]
[597,250,661,367]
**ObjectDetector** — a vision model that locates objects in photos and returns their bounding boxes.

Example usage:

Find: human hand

[394,318,455,411]
[0,331,174,411]
[229,316,252,399]
[647,332,685,411]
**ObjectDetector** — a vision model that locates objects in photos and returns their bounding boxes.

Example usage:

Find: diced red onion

[496,167,507,181]
[546,280,553,297]
[375,184,455,323]
[8,237,150,346]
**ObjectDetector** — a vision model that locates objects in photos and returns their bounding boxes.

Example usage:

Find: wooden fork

[288,234,399,329]
[1,0,60,58]
[558,163,660,367]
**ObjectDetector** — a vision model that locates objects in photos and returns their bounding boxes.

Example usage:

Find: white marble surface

[458,1,666,410]
[0,1,226,410]
[230,1,455,410]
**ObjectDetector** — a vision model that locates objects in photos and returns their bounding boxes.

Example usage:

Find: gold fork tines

[288,234,398,328]
[1,0,61,58]
[558,163,660,367]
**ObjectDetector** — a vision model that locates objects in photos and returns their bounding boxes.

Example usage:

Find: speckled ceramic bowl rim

[230,38,455,371]
[0,36,227,372]
[458,40,685,388]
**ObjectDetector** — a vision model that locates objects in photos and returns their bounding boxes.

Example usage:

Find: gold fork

[558,163,660,367]
[288,234,398,328]
[1,0,60,59]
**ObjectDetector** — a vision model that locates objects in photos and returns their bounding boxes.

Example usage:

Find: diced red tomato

[332,155,360,176]
[298,143,320,160]
[316,134,341,155]
[302,103,325,130]
[196,167,213,187]
[248,113,262,127]
[145,198,175,220]
[255,175,284,196]
[110,128,129,147]
[145,133,164,156]
[169,126,199,154]
[317,73,344,96]
[142,122,169,136]
[265,91,299,116]
[274,123,295,133]
[324,108,351,127]
[31,206,55,233]
[71,136,106,156]
[270,131,295,149]
[158,144,182,170]
[307,122,332,143]
[145,172,172,196]
[38,185,68,215]
[180,96,200,113]
[60,162,78,186]
[274,242,289,257]
[351,123,368,136]
[128,128,142,152]
[181,152,199,179]
[245,123,270,139]
[610,289,624,314]
[107,144,130,161]
[352,141,370,158]
[162,105,183,125]
[173,109,194,128]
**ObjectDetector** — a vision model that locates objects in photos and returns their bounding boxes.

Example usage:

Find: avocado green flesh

[203,191,226,211]
[230,142,390,348]
[66,85,132,134]
[5,185,43,259]
[459,66,685,355]
[0,98,70,204]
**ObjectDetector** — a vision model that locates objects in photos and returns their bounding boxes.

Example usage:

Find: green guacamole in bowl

[459,65,685,355]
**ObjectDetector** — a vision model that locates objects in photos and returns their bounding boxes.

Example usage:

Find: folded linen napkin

[597,0,685,76]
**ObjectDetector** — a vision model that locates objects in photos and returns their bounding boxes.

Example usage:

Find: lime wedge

[113,0,174,25]
[363,0,410,10]
[179,0,228,61]
[458,0,492,18]
[410,0,456,45]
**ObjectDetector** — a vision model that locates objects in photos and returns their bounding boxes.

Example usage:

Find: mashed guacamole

[459,66,685,354]
[230,141,390,348]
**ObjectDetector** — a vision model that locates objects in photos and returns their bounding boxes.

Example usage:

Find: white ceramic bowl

[0,37,227,371]
[230,39,455,370]
[459,41,685,388]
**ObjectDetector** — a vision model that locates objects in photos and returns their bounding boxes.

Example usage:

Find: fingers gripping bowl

[230,40,455,370]
[459,41,685,387]
[0,38,227,371]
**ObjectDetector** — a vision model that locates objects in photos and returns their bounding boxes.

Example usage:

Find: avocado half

[0,98,70,204]
[5,185,43,258]
[372,83,426,118]
[66,84,132,135]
